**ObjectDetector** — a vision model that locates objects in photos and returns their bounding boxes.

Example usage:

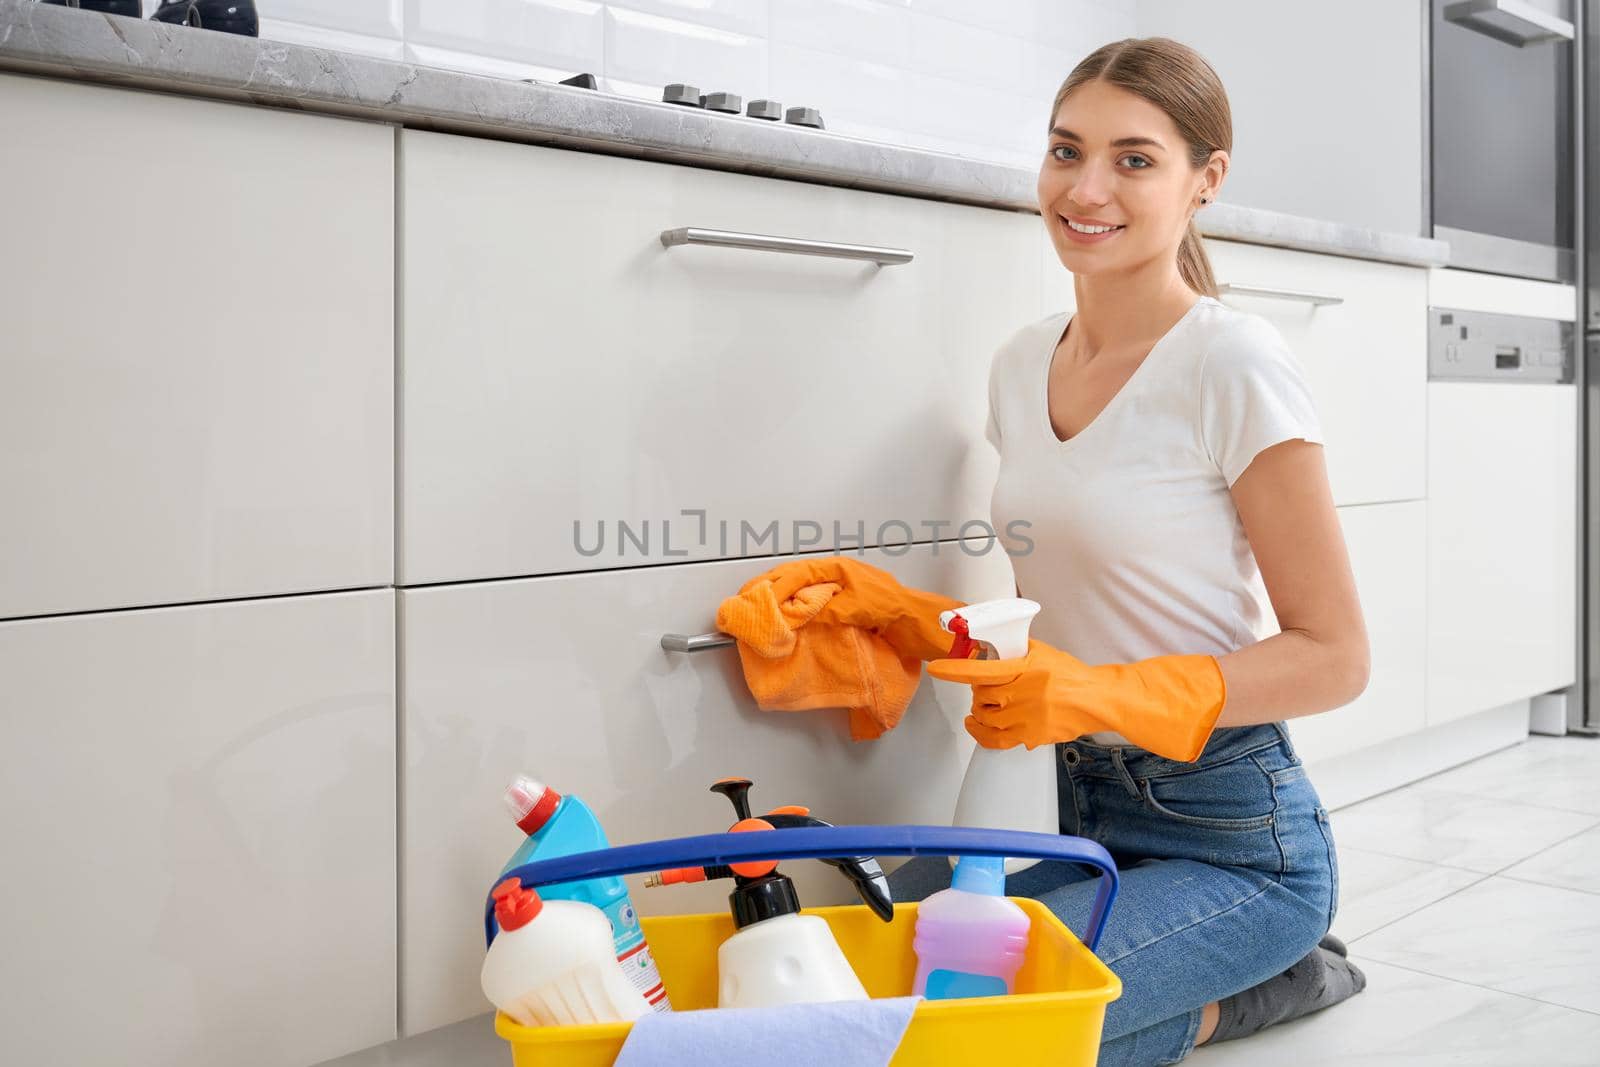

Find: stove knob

[785,106,825,130]
[701,91,743,114]
[559,72,598,89]
[663,83,704,107]
[746,99,784,121]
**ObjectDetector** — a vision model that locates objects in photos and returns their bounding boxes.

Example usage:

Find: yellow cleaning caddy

[482,824,1123,1067]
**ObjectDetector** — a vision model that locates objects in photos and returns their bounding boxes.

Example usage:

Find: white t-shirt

[984,294,1325,745]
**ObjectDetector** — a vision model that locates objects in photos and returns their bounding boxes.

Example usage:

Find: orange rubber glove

[926,638,1227,762]
[733,556,965,663]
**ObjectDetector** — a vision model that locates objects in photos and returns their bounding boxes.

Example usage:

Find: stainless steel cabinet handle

[661,631,736,653]
[660,227,914,265]
[1217,283,1344,307]
[1443,0,1574,46]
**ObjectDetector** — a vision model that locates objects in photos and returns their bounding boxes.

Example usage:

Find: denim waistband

[1061,722,1295,779]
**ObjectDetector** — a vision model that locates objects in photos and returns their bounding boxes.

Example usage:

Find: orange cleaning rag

[714,576,923,741]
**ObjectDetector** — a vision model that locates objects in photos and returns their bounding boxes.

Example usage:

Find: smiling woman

[881,35,1371,1067]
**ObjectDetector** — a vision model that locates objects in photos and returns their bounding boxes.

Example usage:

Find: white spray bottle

[940,598,1058,874]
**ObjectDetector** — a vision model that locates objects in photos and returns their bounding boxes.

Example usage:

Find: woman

[744,37,1372,1066]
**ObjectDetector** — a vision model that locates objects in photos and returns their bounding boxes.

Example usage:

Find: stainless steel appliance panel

[1427,307,1576,382]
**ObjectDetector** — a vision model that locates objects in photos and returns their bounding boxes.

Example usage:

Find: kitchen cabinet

[1204,239,1428,507]
[1424,268,1577,726]
[0,590,397,1067]
[397,542,1014,1034]
[0,74,394,621]
[399,129,1039,587]
[1285,501,1427,764]
[1426,381,1577,724]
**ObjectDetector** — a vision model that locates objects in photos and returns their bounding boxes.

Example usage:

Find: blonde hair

[1048,37,1232,297]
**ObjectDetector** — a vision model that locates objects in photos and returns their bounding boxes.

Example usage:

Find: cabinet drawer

[398,544,1015,1033]
[399,131,1039,585]
[1203,240,1427,506]
[0,75,394,620]
[1286,501,1426,764]
[0,590,396,1067]
[1426,383,1576,724]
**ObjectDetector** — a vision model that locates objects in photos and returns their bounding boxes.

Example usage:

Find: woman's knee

[886,855,952,903]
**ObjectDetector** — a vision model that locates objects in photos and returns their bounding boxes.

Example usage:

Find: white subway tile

[253,0,403,39]
[604,6,767,99]
[1025,0,1121,51]
[770,0,909,67]
[403,42,574,83]
[880,0,1027,37]
[1024,42,1078,109]
[906,8,1023,92]
[603,0,769,37]
[405,0,604,71]
[768,41,905,130]
[899,67,1039,154]
[258,19,406,62]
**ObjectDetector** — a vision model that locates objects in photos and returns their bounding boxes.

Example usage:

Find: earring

[1200,197,1210,204]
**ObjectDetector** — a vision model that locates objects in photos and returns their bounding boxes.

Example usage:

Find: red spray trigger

[945,613,979,660]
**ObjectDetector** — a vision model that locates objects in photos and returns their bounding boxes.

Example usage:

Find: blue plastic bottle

[500,776,671,1012]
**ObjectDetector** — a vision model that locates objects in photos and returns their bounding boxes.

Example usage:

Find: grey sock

[1209,946,1367,1044]
[1319,932,1348,957]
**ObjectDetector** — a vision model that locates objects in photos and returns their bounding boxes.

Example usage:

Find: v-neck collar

[1039,296,1214,450]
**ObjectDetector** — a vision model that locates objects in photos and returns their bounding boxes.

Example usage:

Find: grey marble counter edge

[0,0,1449,270]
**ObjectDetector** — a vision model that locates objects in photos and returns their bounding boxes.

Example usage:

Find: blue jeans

[889,722,1339,1067]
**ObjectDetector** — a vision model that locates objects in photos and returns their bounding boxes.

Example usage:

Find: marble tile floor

[323,735,1600,1067]
[1187,734,1600,1066]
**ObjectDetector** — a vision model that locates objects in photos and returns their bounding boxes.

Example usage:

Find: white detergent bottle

[642,777,883,1010]
[715,872,869,1009]
[942,598,1058,874]
[480,877,653,1027]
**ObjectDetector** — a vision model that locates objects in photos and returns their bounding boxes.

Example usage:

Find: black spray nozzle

[762,812,894,923]
[694,776,895,924]
[710,777,754,821]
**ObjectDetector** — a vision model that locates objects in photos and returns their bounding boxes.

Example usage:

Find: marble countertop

[0,0,1449,270]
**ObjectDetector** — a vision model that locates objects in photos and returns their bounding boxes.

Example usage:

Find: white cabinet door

[0,74,394,620]
[1286,502,1426,764]
[399,130,1040,586]
[398,543,1015,1034]
[1204,239,1428,507]
[0,590,396,1067]
[1426,382,1577,725]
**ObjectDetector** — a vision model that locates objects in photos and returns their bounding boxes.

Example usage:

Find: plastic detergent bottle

[912,855,1031,999]
[480,877,653,1027]
[644,777,895,1010]
[943,599,1056,874]
[500,776,671,1012]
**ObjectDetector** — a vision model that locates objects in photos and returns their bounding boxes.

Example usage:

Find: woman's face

[1036,79,1219,277]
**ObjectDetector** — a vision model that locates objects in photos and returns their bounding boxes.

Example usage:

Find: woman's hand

[727,556,965,663]
[926,638,1227,762]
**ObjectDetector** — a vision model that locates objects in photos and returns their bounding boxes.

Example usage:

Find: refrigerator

[1583,0,1598,733]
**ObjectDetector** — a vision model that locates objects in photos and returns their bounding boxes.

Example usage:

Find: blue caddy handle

[488,824,1119,954]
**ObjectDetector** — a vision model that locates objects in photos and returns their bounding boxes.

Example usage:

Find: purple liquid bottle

[912,855,1031,999]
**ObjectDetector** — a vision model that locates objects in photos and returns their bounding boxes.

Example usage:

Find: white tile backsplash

[906,8,1025,93]
[404,0,605,70]
[603,6,767,97]
[243,0,1133,167]
[771,0,909,68]
[258,0,403,38]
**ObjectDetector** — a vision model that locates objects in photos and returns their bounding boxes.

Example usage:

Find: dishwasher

[1425,306,1577,727]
